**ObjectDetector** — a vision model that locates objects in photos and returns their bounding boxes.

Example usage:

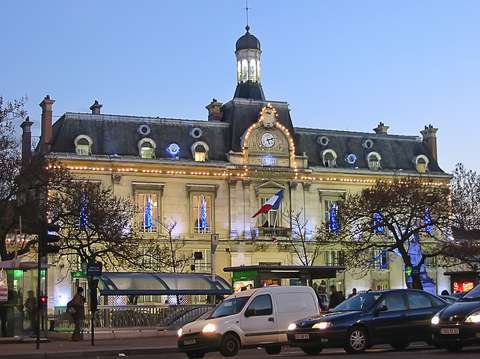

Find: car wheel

[219,333,240,357]
[265,345,282,355]
[344,326,369,354]
[390,340,410,350]
[301,346,323,355]
[445,343,463,352]
[186,351,205,359]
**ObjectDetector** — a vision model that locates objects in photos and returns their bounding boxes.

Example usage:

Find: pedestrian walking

[328,285,343,309]
[68,287,86,341]
[348,288,357,298]
[24,290,37,333]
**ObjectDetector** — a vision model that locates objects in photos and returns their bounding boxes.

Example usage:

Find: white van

[177,286,320,358]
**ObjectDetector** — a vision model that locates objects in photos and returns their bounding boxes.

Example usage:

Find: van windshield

[210,296,251,319]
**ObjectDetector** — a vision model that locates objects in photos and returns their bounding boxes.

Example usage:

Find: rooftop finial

[244,0,250,31]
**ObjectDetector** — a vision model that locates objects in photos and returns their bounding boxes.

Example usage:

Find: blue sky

[2,0,479,172]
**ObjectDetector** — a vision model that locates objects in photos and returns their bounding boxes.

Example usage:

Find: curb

[3,346,180,359]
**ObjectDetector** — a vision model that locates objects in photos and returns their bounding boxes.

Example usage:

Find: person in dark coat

[328,285,344,309]
[69,287,86,341]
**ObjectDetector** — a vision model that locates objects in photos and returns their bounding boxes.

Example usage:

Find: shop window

[74,135,93,155]
[192,193,213,234]
[367,152,381,171]
[135,192,160,233]
[324,199,340,231]
[138,138,156,159]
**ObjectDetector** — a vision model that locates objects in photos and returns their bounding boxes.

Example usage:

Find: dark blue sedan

[431,284,480,352]
[287,289,448,354]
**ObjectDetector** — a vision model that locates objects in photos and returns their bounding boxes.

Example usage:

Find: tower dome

[234,26,265,101]
[235,25,261,51]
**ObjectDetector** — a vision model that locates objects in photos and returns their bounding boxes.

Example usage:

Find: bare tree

[0,97,70,261]
[48,181,144,270]
[142,218,192,273]
[442,164,480,269]
[283,210,323,267]
[319,178,451,290]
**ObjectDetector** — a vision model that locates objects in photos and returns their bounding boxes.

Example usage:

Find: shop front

[444,271,478,294]
[0,261,47,338]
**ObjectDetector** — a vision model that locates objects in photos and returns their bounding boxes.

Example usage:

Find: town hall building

[30,26,451,306]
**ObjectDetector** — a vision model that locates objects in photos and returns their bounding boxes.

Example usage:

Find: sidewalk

[0,333,178,359]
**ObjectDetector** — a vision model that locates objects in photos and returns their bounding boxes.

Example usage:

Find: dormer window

[367,152,382,171]
[74,135,93,156]
[138,138,156,159]
[322,149,337,168]
[191,141,209,162]
[415,155,430,173]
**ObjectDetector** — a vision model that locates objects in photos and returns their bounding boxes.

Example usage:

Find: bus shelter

[224,265,345,291]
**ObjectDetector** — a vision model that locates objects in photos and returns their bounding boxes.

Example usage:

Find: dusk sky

[2,0,479,172]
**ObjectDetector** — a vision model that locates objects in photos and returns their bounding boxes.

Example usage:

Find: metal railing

[53,304,215,331]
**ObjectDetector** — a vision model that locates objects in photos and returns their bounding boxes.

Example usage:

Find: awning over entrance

[98,272,232,296]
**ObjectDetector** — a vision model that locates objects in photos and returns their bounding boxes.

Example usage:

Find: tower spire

[244,0,250,31]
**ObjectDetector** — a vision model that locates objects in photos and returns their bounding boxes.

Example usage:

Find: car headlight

[177,328,183,337]
[202,323,217,334]
[312,322,331,330]
[287,323,297,331]
[465,311,480,324]
[431,314,440,325]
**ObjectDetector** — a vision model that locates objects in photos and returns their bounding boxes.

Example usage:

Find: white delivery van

[177,286,320,358]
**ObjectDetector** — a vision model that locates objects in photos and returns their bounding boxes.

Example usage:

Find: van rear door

[240,294,279,345]
[274,290,319,342]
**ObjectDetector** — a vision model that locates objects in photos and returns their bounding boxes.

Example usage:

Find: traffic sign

[86,262,102,277]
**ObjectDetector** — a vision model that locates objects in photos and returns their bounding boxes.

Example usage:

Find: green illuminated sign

[71,271,86,278]
[405,266,412,276]
[13,269,23,279]
[232,270,257,282]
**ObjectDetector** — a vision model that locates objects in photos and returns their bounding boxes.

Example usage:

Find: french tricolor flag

[252,190,284,218]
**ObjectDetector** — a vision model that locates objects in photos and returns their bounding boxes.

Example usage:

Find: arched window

[415,155,429,173]
[191,141,209,162]
[138,138,156,159]
[249,59,257,81]
[322,149,337,168]
[241,59,248,82]
[74,135,93,156]
[367,152,382,171]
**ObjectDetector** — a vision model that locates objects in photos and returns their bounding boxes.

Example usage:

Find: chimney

[373,122,389,135]
[206,98,223,121]
[421,124,438,162]
[39,95,55,155]
[20,116,33,168]
[90,100,102,114]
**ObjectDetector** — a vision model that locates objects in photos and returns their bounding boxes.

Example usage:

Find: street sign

[86,262,102,277]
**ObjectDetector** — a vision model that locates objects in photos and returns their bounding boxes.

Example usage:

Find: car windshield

[332,293,381,312]
[210,296,250,319]
[462,284,480,300]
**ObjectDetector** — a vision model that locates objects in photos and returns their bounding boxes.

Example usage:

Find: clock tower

[234,26,265,101]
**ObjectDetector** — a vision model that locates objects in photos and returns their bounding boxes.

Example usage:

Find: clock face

[261,133,275,148]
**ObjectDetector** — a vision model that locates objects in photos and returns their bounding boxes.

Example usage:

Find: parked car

[287,289,448,354]
[177,285,320,358]
[431,283,480,352]
[440,295,459,304]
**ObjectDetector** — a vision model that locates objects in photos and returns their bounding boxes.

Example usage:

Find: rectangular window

[373,250,389,270]
[258,196,281,228]
[135,192,160,233]
[324,199,339,230]
[192,193,213,234]
[325,250,345,266]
